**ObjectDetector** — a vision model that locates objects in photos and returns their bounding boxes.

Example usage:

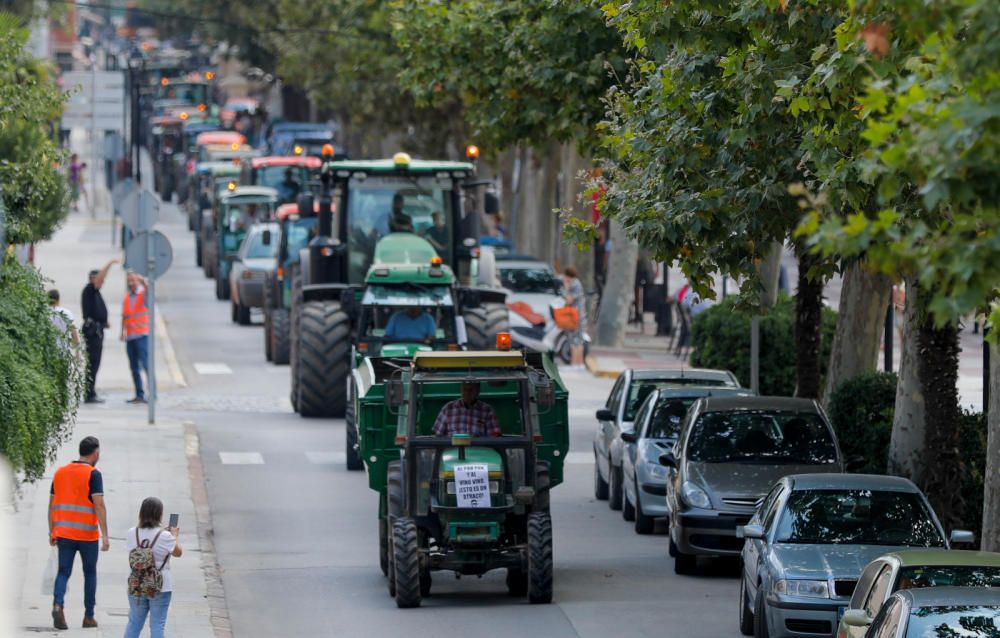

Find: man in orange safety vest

[121,271,150,404]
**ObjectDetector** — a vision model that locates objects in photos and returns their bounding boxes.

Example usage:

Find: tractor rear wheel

[288,265,303,410]
[527,512,553,604]
[264,312,273,361]
[345,385,363,471]
[297,301,350,418]
[270,309,290,365]
[463,303,510,350]
[392,518,422,608]
[195,237,202,267]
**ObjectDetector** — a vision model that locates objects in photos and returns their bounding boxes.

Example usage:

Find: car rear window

[645,398,696,439]
[905,605,1000,636]
[774,490,946,547]
[685,410,837,464]
[897,566,1000,590]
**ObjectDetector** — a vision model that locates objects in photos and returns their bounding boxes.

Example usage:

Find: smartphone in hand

[168,513,179,529]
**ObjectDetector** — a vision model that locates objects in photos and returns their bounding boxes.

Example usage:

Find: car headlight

[647,463,668,479]
[680,481,712,509]
[773,579,830,599]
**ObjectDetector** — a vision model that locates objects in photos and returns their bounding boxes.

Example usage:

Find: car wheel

[608,462,623,511]
[622,481,635,522]
[593,454,609,500]
[739,575,755,636]
[634,482,655,534]
[753,587,769,638]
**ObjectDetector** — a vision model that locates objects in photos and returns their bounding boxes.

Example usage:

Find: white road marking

[194,362,233,375]
[306,452,346,465]
[219,452,264,465]
[565,452,593,465]
[157,314,187,387]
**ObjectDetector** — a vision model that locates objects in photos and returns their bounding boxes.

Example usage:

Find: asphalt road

[151,201,743,638]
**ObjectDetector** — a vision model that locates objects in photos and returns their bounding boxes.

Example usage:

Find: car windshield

[905,605,1000,637]
[645,398,696,439]
[255,166,314,203]
[624,378,734,421]
[686,410,838,464]
[898,566,1000,590]
[500,267,561,294]
[245,229,278,259]
[773,490,946,547]
[346,176,454,283]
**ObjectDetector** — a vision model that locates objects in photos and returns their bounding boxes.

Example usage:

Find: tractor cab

[190,161,241,233]
[175,119,222,205]
[199,142,257,164]
[149,115,183,201]
[241,156,322,204]
[212,186,279,300]
[372,348,568,607]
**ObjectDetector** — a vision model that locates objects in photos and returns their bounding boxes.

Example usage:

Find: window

[865,566,896,617]
[904,605,1000,637]
[244,229,278,259]
[630,400,654,436]
[499,267,561,294]
[871,598,903,638]
[851,561,887,609]
[686,410,838,465]
[761,487,785,533]
[644,397,697,439]
[606,377,624,413]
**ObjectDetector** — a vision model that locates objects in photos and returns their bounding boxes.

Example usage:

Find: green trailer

[352,349,569,608]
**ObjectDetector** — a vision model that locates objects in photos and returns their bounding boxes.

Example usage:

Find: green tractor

[209,186,279,300]
[289,152,510,419]
[262,201,318,365]
[354,349,569,608]
[192,162,242,268]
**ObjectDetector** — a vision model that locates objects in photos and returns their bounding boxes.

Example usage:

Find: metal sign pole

[91,63,99,220]
[147,229,157,425]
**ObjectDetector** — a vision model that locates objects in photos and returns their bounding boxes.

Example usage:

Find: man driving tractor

[384,306,437,343]
[432,381,500,437]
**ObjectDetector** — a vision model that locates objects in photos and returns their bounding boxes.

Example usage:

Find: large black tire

[392,518,422,608]
[463,303,510,350]
[608,462,623,511]
[622,482,636,522]
[195,237,202,267]
[593,453,609,500]
[288,265,303,410]
[753,587,769,638]
[230,300,238,323]
[379,516,389,577]
[264,312,273,361]
[271,309,290,365]
[297,301,350,418]
[527,512,553,604]
[634,481,655,534]
[739,575,755,636]
[215,274,229,300]
[534,462,551,513]
[236,302,251,325]
[387,462,403,518]
[345,384,363,471]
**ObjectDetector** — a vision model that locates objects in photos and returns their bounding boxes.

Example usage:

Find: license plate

[837,606,847,620]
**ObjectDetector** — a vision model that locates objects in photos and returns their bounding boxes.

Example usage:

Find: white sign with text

[454,464,490,509]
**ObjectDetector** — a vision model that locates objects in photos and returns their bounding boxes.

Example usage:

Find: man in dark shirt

[81,260,117,404]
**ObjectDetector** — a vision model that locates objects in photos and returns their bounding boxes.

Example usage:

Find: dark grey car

[229,222,278,325]
[594,368,740,511]
[662,396,844,575]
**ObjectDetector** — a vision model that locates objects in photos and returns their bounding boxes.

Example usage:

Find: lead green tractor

[353,349,569,608]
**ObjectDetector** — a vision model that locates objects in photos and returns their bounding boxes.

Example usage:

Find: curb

[185,423,232,638]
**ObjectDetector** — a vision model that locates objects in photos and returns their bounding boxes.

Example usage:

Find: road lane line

[157,314,188,387]
[218,452,264,465]
[194,362,233,375]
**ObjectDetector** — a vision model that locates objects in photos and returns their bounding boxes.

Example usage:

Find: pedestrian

[121,271,150,404]
[68,154,81,213]
[79,162,92,216]
[562,265,588,369]
[124,497,183,638]
[49,436,109,630]
[48,289,80,348]
[81,260,117,404]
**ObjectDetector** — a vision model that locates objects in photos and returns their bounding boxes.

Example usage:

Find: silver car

[663,396,844,575]
[738,473,960,638]
[229,222,278,325]
[856,586,1000,638]
[594,368,740,511]
[621,386,754,534]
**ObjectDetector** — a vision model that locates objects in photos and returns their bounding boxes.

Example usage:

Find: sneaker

[82,616,97,628]
[52,606,67,630]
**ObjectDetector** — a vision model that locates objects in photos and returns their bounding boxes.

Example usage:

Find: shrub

[827,371,897,474]
[689,294,836,395]
[0,254,83,483]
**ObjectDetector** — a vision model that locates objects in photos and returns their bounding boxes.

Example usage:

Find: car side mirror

[841,609,872,628]
[385,380,404,409]
[596,408,614,421]
[621,431,637,444]
[262,229,272,246]
[658,452,677,468]
[950,529,976,545]
[738,524,764,540]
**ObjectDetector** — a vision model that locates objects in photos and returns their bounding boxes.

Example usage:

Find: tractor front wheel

[270,309,290,365]
[527,512,553,604]
[463,303,510,350]
[297,301,350,418]
[392,518,422,608]
[345,385,363,470]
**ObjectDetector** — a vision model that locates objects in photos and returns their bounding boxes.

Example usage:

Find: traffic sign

[121,189,160,232]
[112,178,138,213]
[124,230,173,280]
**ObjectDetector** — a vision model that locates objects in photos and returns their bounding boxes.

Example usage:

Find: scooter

[507,300,590,364]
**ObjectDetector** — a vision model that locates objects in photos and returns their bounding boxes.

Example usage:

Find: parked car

[620,386,754,534]
[594,368,740,510]
[664,396,844,575]
[857,587,1000,638]
[837,549,999,638]
[229,222,279,325]
[737,474,972,638]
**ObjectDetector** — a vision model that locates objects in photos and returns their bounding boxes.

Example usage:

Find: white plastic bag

[41,547,57,596]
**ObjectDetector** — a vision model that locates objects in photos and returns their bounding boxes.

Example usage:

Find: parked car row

[593,367,997,638]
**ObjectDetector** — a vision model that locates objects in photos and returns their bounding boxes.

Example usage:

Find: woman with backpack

[124,497,183,638]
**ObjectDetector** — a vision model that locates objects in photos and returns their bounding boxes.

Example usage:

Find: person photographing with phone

[124,498,183,638]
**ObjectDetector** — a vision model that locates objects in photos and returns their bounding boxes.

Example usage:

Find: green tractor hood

[439,447,504,478]
[379,343,433,358]
[365,234,456,285]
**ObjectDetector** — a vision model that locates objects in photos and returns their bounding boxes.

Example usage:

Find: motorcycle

[507,300,590,364]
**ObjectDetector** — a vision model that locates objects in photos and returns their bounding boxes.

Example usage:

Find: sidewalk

[8,409,217,637]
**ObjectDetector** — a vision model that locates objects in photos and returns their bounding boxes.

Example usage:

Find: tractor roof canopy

[197,162,242,176]
[221,186,279,204]
[412,351,526,371]
[322,156,474,178]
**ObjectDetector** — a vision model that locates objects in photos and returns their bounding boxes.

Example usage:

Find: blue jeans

[53,538,99,618]
[124,591,172,638]
[126,335,149,399]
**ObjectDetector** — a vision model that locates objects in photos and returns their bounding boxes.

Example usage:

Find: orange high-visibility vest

[51,463,100,541]
[123,289,149,338]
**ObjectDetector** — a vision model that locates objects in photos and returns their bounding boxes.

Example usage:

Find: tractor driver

[384,306,436,343]
[432,382,501,437]
[277,168,300,204]
[387,193,414,233]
